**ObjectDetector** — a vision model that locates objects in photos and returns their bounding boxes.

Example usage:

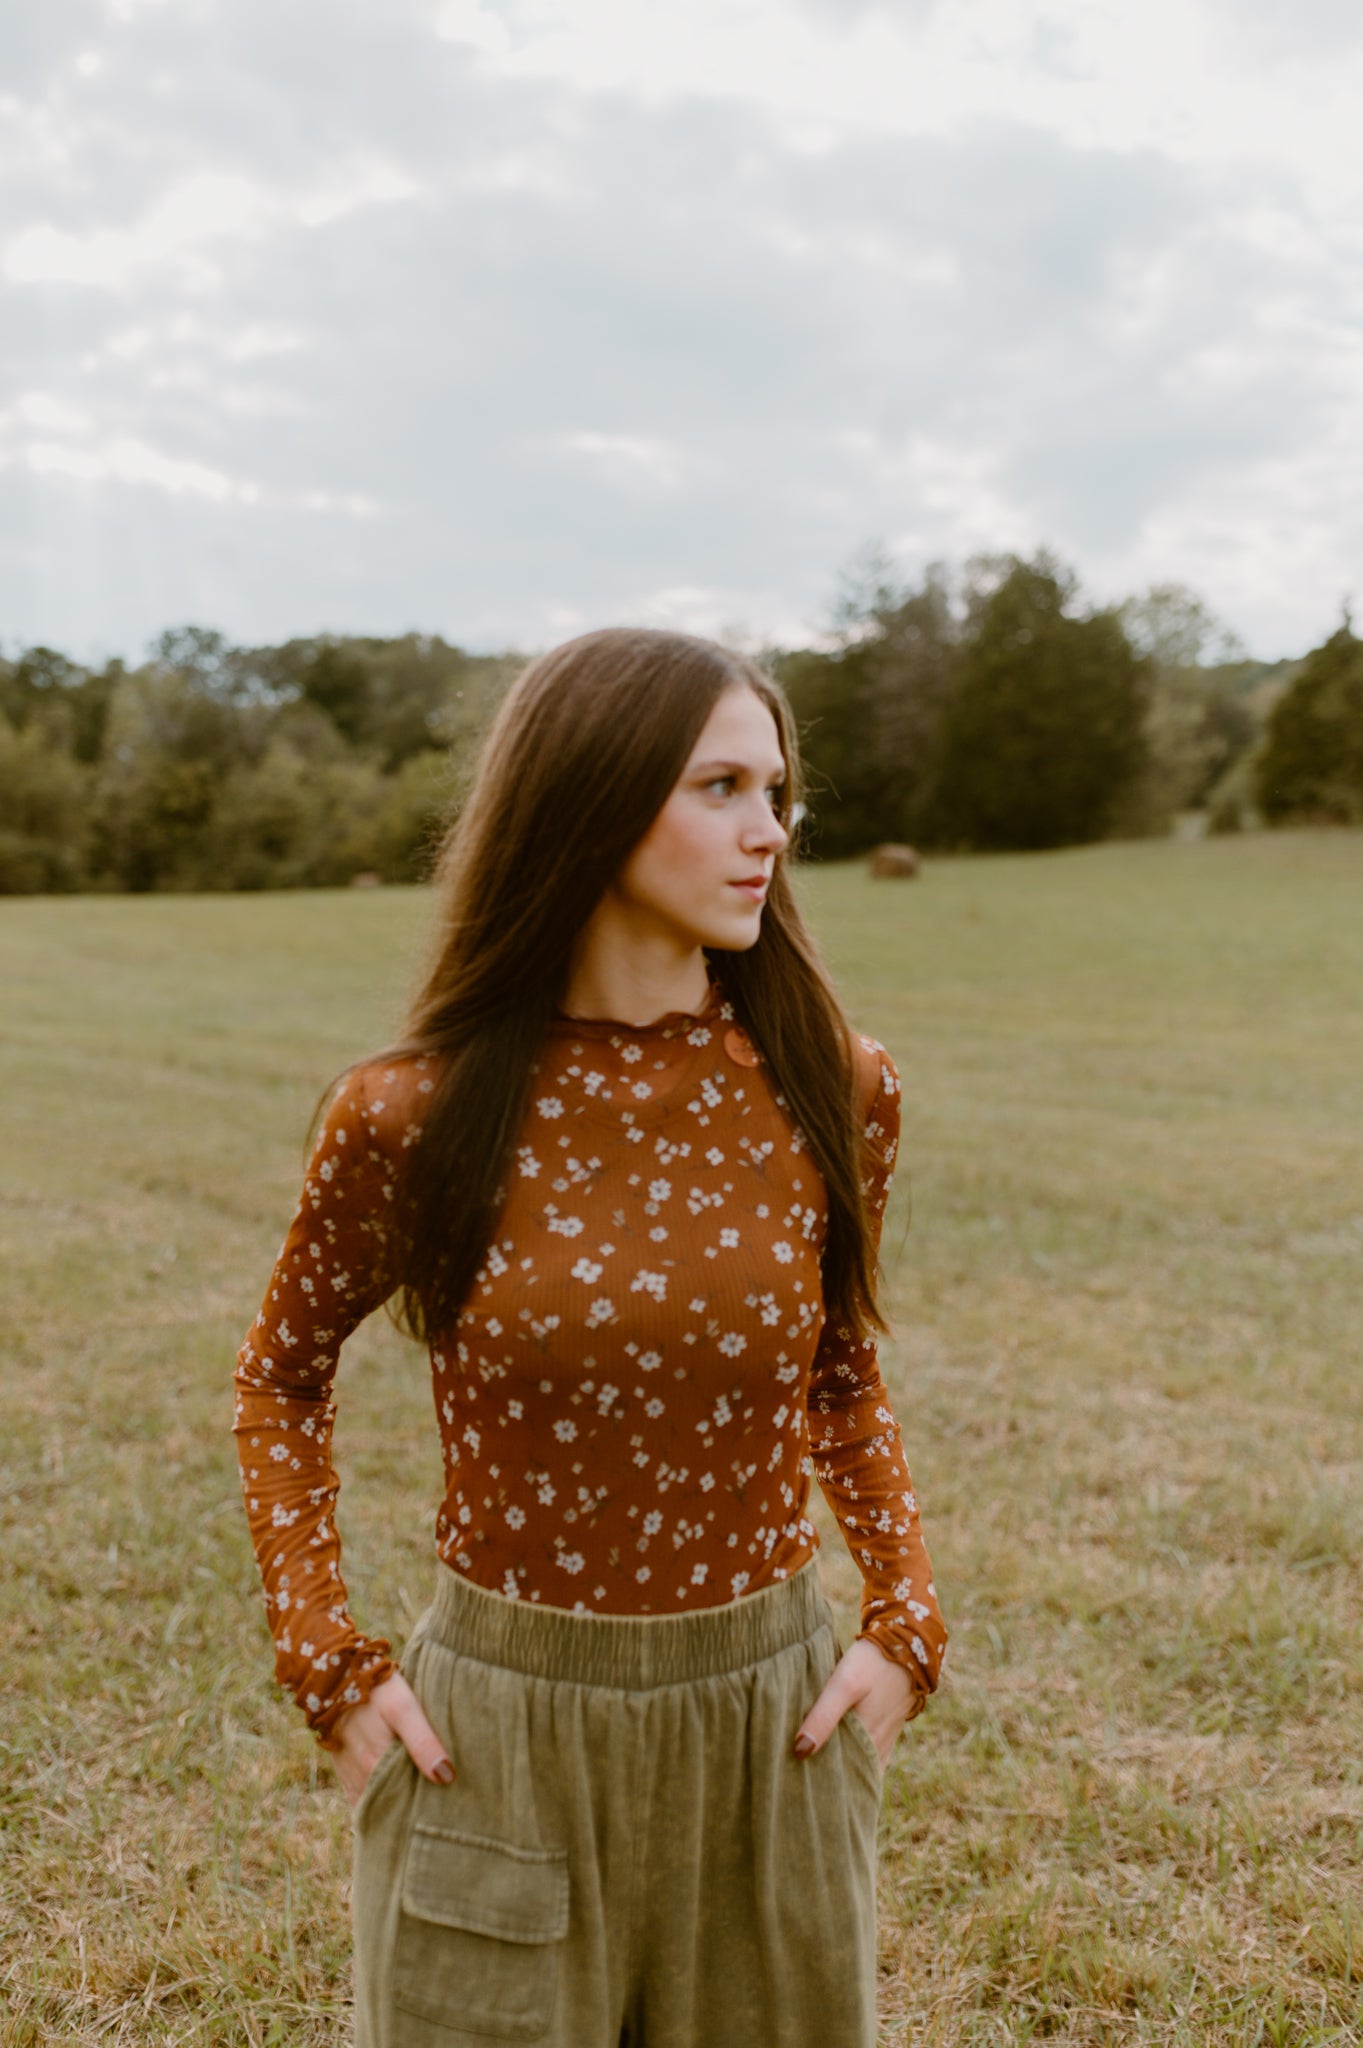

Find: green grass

[3,830,1362,2045]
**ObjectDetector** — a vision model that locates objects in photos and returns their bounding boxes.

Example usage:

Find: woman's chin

[702,910,764,953]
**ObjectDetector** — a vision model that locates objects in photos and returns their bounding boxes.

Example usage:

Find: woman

[233,627,946,2048]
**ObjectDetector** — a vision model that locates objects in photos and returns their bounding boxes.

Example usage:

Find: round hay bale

[868,843,920,879]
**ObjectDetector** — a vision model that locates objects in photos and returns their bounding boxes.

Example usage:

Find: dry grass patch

[3,833,1362,2044]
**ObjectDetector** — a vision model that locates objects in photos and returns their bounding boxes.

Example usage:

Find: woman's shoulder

[319,1051,441,1155]
[849,1029,900,1123]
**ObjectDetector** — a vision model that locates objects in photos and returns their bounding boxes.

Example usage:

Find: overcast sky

[3,0,1361,663]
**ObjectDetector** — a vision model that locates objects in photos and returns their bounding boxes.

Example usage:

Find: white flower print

[235,1035,940,1737]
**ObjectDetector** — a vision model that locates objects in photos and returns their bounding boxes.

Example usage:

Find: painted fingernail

[433,1760,455,1785]
[793,1733,816,1759]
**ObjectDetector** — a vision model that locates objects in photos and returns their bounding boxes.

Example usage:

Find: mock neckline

[549,976,727,1040]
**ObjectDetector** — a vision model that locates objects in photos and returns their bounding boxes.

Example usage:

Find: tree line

[1,551,1357,894]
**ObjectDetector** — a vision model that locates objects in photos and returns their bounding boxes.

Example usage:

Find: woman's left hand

[793,1636,924,1770]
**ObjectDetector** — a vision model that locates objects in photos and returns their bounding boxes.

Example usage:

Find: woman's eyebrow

[689,758,787,779]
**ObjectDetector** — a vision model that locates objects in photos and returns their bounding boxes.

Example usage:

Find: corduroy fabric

[352,1558,882,2048]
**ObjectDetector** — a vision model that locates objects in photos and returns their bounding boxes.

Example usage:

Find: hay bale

[868,843,920,879]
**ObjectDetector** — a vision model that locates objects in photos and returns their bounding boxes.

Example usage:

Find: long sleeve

[806,1038,947,1697]
[232,1063,416,1744]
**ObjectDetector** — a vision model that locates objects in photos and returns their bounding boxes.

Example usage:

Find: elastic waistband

[421,1559,831,1690]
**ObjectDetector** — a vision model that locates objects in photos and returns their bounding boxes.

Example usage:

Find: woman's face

[607,685,790,954]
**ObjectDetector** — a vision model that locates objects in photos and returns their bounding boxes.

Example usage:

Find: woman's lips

[728,878,768,901]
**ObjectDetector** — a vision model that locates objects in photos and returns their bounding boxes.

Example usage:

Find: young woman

[234,627,946,2048]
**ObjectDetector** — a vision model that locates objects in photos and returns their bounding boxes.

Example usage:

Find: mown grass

[2,830,1361,2045]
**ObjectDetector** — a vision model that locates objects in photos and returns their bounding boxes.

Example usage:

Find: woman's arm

[232,1065,409,1746]
[796,1038,947,1759]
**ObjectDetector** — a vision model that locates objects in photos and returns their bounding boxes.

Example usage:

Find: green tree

[91,666,257,890]
[1255,619,1363,824]
[1118,584,1255,823]
[0,717,93,891]
[934,554,1148,850]
[777,556,958,857]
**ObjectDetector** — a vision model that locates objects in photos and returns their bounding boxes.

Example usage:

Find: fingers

[373,1672,456,1786]
[794,1637,921,1761]
[792,1667,858,1759]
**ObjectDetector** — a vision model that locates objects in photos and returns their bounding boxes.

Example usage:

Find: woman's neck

[560,934,712,1028]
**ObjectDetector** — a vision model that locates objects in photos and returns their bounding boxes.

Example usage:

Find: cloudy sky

[3,0,1361,662]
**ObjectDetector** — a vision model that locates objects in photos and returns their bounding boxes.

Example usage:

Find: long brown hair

[355,627,887,1346]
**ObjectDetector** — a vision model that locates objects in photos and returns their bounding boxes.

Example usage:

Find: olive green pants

[351,1558,884,2047]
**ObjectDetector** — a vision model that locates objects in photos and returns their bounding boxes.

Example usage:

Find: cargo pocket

[393,1825,569,2041]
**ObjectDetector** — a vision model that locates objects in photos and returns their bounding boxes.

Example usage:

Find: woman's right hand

[329,1669,455,1810]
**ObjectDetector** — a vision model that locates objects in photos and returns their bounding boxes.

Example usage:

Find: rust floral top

[233,980,947,1744]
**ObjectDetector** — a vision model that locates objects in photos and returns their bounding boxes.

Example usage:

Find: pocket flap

[402,1826,569,1945]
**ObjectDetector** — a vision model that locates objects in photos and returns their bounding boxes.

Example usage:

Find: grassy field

[2,830,1362,2046]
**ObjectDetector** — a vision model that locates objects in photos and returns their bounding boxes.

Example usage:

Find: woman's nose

[744,803,788,853]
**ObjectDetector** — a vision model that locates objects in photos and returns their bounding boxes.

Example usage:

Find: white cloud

[548,431,711,493]
[434,0,514,59]
[4,173,271,290]
[4,162,420,292]
[0,0,1361,659]
[14,391,92,435]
